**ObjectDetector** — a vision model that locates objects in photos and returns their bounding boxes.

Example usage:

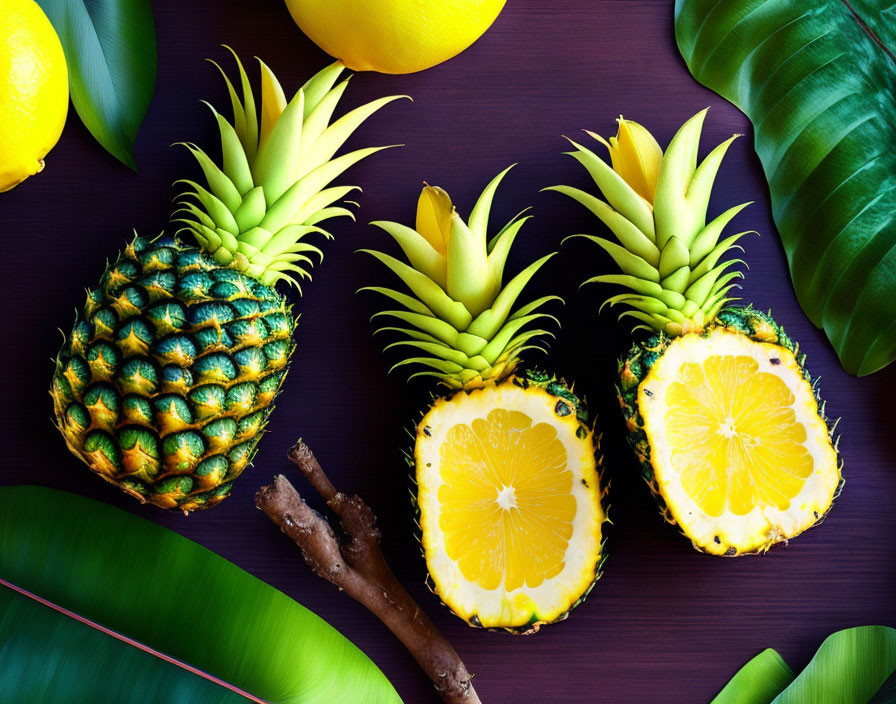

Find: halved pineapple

[636,328,840,555]
[415,375,605,632]
[367,171,607,631]
[552,111,842,554]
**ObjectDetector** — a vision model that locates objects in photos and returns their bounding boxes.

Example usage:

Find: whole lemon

[284,0,505,74]
[0,0,68,192]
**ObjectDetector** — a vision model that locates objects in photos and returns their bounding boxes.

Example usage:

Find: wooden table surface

[3,1,895,702]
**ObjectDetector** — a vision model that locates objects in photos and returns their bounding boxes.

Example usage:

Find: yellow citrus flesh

[666,355,814,517]
[638,329,840,555]
[283,0,505,74]
[0,0,68,192]
[416,381,604,630]
[438,408,576,592]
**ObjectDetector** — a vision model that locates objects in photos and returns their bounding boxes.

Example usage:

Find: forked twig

[255,441,481,704]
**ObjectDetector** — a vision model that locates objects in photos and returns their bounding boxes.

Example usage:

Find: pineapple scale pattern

[51,236,296,511]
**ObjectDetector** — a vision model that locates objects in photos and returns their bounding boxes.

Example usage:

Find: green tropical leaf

[675,0,896,375]
[0,486,401,703]
[773,626,896,703]
[0,587,250,703]
[710,649,794,704]
[36,0,157,169]
[711,627,896,704]
[869,671,896,704]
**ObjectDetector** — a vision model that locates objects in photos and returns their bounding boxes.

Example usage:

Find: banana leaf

[869,671,896,704]
[0,485,401,703]
[675,0,896,375]
[711,626,896,704]
[775,626,896,703]
[0,586,250,703]
[709,649,793,704]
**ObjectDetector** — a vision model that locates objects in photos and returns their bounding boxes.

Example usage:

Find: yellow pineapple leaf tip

[554,110,753,336]
[175,49,405,291]
[366,169,558,388]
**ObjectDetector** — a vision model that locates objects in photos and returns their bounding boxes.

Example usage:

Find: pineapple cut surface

[637,329,840,555]
[415,379,605,631]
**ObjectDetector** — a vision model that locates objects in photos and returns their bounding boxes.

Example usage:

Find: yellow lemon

[284,0,505,74]
[0,0,68,192]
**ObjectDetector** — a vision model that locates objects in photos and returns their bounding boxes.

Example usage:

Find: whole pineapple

[364,168,608,633]
[550,111,842,555]
[51,51,404,511]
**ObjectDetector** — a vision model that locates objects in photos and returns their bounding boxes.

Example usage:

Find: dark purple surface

[3,1,895,702]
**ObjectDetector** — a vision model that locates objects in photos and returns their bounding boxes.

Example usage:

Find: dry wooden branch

[256,441,481,704]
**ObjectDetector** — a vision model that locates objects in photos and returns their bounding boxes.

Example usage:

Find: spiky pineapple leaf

[179,52,406,288]
[366,168,558,388]
[675,0,896,375]
[37,0,156,169]
[0,486,400,703]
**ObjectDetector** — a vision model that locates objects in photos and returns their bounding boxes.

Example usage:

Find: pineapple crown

[362,166,559,389]
[548,109,751,336]
[174,47,407,290]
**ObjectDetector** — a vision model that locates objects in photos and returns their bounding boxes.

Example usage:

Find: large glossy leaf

[711,627,896,704]
[0,486,401,703]
[774,626,896,703]
[710,649,794,704]
[36,0,157,169]
[869,671,896,704]
[675,0,896,375]
[0,587,250,703]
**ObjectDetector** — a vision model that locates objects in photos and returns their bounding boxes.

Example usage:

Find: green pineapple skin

[616,306,842,555]
[51,235,297,512]
[411,369,610,635]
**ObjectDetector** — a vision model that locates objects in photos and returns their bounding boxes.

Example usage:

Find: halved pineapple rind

[638,328,840,555]
[415,378,605,631]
